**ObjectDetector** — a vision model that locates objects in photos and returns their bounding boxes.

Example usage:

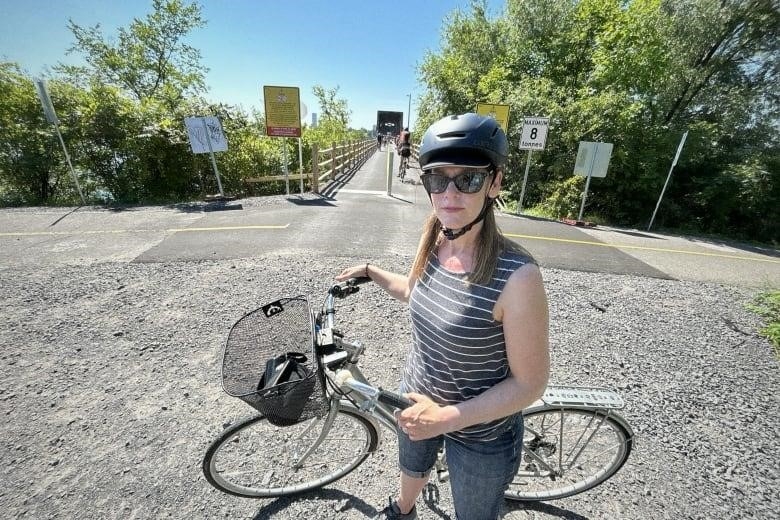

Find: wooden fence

[244,139,377,194]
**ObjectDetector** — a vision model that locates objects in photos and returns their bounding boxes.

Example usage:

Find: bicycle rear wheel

[505,408,632,501]
[203,408,378,498]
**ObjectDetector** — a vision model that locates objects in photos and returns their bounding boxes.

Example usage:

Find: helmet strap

[440,196,495,240]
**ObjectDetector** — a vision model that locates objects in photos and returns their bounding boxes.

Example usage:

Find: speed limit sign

[519,117,549,150]
[517,116,550,214]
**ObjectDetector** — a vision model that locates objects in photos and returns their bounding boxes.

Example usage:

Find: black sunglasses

[420,170,492,194]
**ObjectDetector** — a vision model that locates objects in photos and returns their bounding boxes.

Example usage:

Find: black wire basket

[221,296,328,426]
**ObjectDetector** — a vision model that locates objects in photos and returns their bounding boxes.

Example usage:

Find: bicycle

[202,278,634,503]
[398,154,409,181]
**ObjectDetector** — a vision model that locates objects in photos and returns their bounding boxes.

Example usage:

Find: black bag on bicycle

[253,352,315,426]
[399,143,411,157]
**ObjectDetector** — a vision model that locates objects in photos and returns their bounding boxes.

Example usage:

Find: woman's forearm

[366,263,412,303]
[446,375,547,432]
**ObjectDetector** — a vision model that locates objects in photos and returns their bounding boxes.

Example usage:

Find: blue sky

[0,0,504,130]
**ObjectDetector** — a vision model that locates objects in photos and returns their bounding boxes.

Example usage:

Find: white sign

[574,141,613,178]
[184,116,228,154]
[519,117,549,150]
[34,79,59,124]
[671,130,688,167]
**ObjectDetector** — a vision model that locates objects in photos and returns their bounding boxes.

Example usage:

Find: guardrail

[244,139,377,194]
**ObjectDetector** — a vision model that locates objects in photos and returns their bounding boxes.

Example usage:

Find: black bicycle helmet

[418,113,508,171]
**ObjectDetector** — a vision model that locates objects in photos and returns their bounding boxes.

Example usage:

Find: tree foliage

[64,0,207,106]
[0,63,65,204]
[417,0,779,242]
[0,1,369,206]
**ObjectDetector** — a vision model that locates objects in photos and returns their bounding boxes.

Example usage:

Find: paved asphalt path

[0,148,778,288]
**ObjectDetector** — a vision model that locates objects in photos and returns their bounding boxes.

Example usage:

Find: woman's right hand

[335,264,369,282]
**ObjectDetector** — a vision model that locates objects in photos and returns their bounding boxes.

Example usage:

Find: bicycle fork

[288,404,343,469]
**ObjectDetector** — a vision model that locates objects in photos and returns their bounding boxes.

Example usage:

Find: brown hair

[410,203,520,286]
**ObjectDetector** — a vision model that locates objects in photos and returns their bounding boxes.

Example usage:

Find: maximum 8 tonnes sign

[519,117,550,150]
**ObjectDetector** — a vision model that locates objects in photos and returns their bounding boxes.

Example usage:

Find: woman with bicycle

[336,113,550,520]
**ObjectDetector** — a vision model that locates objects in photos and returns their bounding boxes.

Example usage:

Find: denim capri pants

[397,415,523,520]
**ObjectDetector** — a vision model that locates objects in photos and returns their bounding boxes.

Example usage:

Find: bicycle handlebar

[321,278,413,410]
[333,369,413,410]
[322,277,372,332]
[328,277,371,299]
[378,389,413,410]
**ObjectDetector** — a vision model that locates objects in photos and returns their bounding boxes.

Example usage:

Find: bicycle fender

[521,404,634,439]
[337,400,385,449]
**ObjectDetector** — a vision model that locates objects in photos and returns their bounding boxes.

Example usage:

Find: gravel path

[1,250,777,519]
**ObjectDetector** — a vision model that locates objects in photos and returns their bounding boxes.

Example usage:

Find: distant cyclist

[397,127,412,177]
[377,133,383,151]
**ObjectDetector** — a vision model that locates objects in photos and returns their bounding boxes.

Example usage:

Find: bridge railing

[244,139,377,194]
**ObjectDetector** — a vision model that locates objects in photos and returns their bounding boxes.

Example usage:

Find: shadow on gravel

[203,203,243,212]
[48,206,83,227]
[250,488,377,519]
[99,201,245,214]
[504,501,589,519]
[609,229,663,240]
[285,195,336,207]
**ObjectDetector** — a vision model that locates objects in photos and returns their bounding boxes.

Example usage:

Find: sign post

[264,86,302,196]
[184,116,228,198]
[648,131,688,231]
[573,141,613,222]
[35,79,86,205]
[298,102,307,195]
[517,117,550,213]
[386,146,394,196]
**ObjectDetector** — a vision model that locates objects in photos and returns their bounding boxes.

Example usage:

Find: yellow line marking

[503,233,780,264]
[0,224,290,237]
[171,224,289,232]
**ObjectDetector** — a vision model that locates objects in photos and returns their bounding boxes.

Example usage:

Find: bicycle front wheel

[203,408,378,498]
[505,408,632,501]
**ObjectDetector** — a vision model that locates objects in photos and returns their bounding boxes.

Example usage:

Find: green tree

[57,0,213,202]
[311,85,351,127]
[63,0,207,107]
[0,63,62,204]
[305,85,361,148]
[417,0,779,241]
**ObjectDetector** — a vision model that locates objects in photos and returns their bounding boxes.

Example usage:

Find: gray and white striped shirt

[403,248,534,442]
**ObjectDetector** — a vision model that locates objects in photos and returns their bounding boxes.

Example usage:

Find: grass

[747,290,780,359]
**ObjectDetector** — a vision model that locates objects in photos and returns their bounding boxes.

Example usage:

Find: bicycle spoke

[204,411,378,497]
[506,408,632,501]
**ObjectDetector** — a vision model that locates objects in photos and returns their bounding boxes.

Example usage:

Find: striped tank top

[403,247,534,442]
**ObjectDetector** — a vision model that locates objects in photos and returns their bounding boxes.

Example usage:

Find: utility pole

[406,94,412,128]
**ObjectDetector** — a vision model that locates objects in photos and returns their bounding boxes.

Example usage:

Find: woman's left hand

[397,393,459,441]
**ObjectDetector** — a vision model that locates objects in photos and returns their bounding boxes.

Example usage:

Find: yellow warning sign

[264,85,302,137]
[476,103,510,133]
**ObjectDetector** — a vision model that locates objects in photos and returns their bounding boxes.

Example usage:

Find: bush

[747,290,780,359]
[538,176,585,219]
